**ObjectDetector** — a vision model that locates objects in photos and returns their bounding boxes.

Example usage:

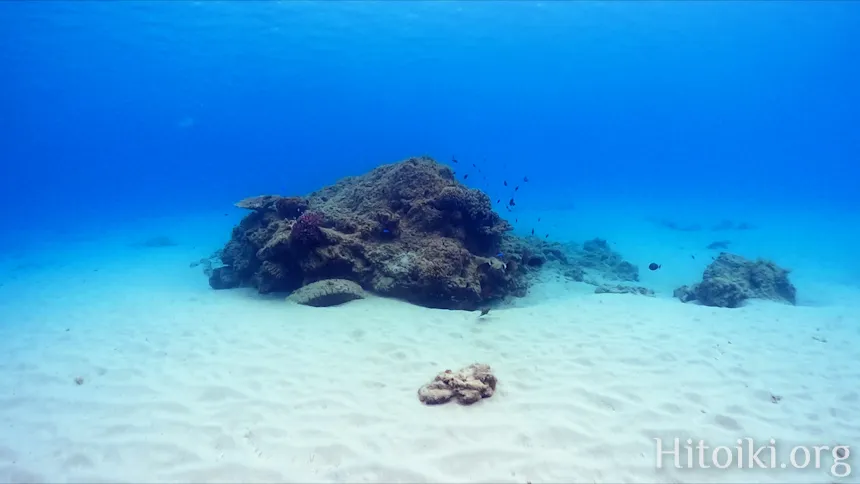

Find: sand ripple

[1,288,858,483]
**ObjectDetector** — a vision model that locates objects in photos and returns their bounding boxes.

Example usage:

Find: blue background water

[1,1,858,288]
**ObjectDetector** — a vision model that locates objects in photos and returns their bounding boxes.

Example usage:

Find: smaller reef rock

[674,252,796,308]
[286,279,365,307]
[417,363,497,405]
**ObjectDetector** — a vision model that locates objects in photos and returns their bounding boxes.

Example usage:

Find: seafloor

[0,187,858,483]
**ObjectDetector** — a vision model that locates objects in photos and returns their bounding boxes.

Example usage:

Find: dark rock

[674,252,796,308]
[673,285,697,303]
[209,266,241,289]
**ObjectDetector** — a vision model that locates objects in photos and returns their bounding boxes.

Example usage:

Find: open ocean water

[1,2,859,483]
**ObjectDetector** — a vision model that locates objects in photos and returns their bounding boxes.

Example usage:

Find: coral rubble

[674,252,797,308]
[417,363,497,405]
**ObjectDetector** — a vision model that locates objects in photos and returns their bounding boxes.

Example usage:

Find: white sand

[1,211,858,483]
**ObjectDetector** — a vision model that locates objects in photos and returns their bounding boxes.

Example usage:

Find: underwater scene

[1,1,859,483]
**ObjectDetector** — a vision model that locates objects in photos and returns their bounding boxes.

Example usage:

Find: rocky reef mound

[207,156,646,309]
[417,363,497,405]
[674,252,797,308]
[210,157,558,309]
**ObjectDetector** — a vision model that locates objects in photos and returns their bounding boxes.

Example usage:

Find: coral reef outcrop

[417,363,497,405]
[207,156,646,308]
[674,252,797,308]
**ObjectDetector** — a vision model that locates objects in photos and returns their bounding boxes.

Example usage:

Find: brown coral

[417,363,497,405]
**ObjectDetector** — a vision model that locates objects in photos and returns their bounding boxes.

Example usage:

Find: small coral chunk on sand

[286,279,365,307]
[417,363,497,405]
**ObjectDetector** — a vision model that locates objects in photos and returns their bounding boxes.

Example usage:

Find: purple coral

[290,210,325,246]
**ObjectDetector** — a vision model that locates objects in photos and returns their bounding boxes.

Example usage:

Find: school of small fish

[452,155,670,273]
[452,155,549,239]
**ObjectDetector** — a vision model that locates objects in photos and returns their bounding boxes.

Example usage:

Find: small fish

[496,252,504,257]
[509,198,516,206]
[531,228,534,235]
[383,229,390,233]
[537,217,541,222]
[515,218,518,222]
[463,174,469,180]
[648,263,661,271]
[452,171,456,175]
[504,181,508,186]
[691,254,695,259]
[452,156,458,163]
[223,213,228,216]
[523,176,529,182]
[515,186,519,192]
[472,163,476,168]
[496,199,500,203]
[479,307,491,317]
[545,234,549,238]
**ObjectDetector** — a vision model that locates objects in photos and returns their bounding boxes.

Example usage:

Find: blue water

[1,3,860,481]
[3,1,858,220]
[2,0,859,297]
[0,0,857,282]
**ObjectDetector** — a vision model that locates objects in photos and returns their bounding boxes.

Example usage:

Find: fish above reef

[648,262,661,271]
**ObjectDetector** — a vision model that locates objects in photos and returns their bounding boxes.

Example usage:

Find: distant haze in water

[0,1,858,230]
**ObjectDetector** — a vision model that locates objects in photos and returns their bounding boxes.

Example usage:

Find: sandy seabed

[1,214,859,483]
